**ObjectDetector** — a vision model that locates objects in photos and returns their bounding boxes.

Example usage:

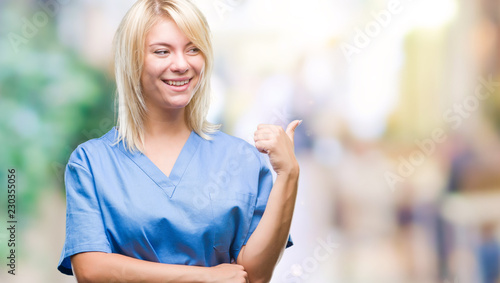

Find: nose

[170,53,189,73]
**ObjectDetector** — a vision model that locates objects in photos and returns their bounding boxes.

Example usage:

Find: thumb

[285,120,302,143]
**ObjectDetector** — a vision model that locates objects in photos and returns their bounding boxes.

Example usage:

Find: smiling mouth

[163,79,191,86]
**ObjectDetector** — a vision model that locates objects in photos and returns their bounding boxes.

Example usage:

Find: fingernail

[298,120,303,126]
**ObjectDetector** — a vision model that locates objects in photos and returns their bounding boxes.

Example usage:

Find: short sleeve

[57,148,111,275]
[231,153,294,261]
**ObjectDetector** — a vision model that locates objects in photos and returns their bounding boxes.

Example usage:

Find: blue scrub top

[58,127,293,275]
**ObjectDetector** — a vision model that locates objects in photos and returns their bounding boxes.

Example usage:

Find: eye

[187,47,200,54]
[154,50,169,55]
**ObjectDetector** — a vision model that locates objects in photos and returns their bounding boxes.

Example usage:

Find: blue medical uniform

[58,127,293,275]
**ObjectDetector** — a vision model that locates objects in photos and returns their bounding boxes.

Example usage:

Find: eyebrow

[149,41,194,48]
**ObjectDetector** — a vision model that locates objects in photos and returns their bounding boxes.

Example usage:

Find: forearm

[237,168,299,283]
[71,252,210,283]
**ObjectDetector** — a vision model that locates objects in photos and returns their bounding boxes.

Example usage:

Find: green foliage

[0,1,115,220]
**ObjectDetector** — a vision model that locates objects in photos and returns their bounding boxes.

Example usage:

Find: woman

[57,0,300,282]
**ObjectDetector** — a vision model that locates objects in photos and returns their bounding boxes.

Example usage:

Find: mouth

[162,78,193,92]
[163,78,191,86]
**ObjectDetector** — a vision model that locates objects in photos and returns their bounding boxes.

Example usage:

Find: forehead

[145,17,190,46]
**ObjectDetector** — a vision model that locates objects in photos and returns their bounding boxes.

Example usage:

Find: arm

[236,170,298,283]
[72,252,248,283]
[238,120,301,283]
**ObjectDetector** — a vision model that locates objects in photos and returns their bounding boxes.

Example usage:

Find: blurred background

[1,0,500,282]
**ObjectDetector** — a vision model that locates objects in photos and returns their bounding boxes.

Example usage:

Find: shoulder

[205,130,266,168]
[207,130,250,146]
[67,127,118,168]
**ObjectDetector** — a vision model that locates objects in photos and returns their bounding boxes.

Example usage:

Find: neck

[143,107,191,140]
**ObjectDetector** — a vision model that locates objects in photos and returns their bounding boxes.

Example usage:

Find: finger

[254,127,275,135]
[285,120,302,143]
[254,140,273,154]
[242,270,248,279]
[254,132,273,142]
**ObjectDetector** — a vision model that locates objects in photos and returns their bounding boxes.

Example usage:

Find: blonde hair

[113,0,220,152]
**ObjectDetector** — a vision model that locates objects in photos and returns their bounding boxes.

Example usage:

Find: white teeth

[166,79,189,86]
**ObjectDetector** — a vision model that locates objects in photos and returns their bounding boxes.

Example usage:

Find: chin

[164,97,193,109]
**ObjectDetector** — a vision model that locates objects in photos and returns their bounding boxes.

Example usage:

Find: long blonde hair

[113,0,220,152]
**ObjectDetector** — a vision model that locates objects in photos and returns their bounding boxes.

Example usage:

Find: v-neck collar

[107,127,202,198]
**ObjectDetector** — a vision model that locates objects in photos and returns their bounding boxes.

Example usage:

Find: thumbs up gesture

[254,120,302,176]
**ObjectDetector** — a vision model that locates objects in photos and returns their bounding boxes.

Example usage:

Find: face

[141,17,205,112]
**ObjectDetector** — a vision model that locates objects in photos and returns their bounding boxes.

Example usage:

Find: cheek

[140,64,162,94]
[191,57,206,75]
[143,58,164,81]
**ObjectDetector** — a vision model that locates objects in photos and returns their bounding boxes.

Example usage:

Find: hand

[207,263,249,283]
[254,120,301,176]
